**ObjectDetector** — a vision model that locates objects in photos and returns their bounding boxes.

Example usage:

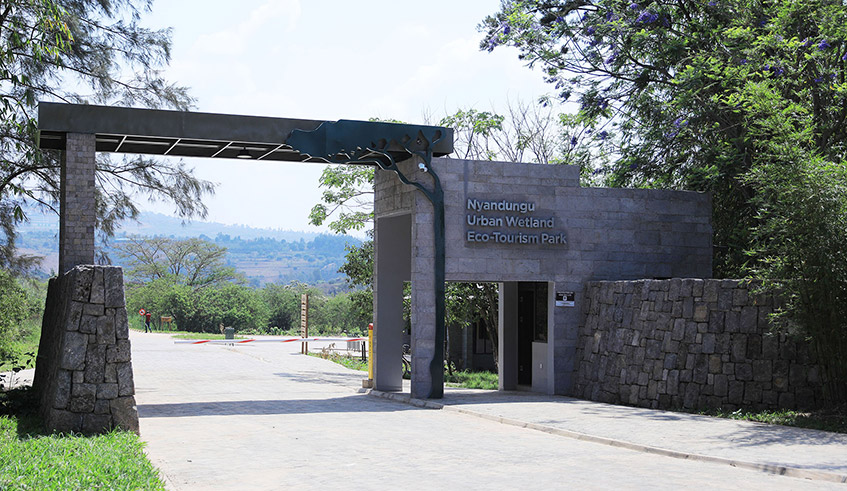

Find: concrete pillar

[498,281,518,391]
[550,280,582,395]
[373,214,411,392]
[409,187,438,399]
[59,133,97,274]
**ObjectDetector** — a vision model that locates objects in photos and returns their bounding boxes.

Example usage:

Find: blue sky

[140,0,552,235]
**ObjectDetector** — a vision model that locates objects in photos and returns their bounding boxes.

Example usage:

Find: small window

[473,321,494,354]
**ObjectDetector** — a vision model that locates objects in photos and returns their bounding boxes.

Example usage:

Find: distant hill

[16,210,363,291]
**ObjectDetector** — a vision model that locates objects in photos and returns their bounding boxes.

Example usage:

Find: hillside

[17,211,362,291]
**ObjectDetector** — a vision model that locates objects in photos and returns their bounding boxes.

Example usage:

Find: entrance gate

[34,102,455,433]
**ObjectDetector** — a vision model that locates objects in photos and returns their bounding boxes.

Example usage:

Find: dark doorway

[517,282,548,386]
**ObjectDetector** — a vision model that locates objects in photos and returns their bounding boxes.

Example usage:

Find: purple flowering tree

[481,0,847,404]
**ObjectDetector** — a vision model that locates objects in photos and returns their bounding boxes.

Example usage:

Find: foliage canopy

[1,0,214,272]
[482,0,847,402]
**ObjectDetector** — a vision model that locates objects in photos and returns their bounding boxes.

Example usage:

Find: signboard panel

[556,291,575,307]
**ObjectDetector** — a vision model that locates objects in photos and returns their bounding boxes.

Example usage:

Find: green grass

[696,406,847,434]
[128,325,238,340]
[445,370,499,390]
[309,351,368,372]
[0,388,165,490]
[311,352,499,390]
[168,331,235,340]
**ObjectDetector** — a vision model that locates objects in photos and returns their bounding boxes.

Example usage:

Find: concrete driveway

[131,332,843,490]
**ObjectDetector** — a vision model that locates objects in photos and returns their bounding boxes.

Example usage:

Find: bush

[0,270,31,362]
[126,279,269,333]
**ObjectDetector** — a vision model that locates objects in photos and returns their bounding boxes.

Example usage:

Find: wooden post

[300,294,309,354]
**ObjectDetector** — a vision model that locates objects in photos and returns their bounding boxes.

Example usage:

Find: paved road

[131,332,842,490]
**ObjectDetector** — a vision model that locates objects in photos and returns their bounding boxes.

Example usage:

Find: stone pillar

[498,282,519,390]
[373,214,410,392]
[410,188,437,399]
[34,265,138,434]
[59,133,96,274]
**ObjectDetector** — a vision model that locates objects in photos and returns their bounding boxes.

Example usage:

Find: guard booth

[373,156,712,397]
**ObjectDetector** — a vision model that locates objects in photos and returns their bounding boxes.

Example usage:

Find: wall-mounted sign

[556,291,575,307]
[465,197,567,246]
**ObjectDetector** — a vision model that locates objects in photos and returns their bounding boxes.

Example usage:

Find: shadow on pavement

[138,394,418,418]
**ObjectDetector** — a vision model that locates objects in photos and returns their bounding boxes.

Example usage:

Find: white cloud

[193,0,301,56]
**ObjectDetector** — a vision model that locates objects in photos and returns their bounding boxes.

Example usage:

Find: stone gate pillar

[59,132,96,274]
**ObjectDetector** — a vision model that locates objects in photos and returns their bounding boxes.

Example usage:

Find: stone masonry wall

[574,279,825,411]
[34,265,138,434]
[59,132,96,274]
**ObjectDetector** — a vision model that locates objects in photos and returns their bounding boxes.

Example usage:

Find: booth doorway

[500,281,551,393]
[517,282,548,387]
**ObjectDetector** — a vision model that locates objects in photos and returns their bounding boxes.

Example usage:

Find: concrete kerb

[367,389,847,484]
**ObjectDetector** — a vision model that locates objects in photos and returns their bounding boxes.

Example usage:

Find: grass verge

[128,327,236,340]
[167,331,234,340]
[696,406,847,434]
[0,388,166,490]
[445,370,499,390]
[309,351,368,372]
[310,351,499,390]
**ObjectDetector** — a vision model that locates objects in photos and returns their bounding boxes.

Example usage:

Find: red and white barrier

[174,337,367,345]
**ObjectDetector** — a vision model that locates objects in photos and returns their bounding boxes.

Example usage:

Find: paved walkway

[131,331,846,489]
[373,390,847,483]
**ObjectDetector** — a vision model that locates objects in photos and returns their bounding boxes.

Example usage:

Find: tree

[115,236,240,288]
[481,0,847,275]
[1,0,214,272]
[481,0,847,402]
[262,281,321,332]
[337,239,373,322]
[446,282,499,369]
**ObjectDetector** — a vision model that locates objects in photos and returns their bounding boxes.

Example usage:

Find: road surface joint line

[366,390,847,484]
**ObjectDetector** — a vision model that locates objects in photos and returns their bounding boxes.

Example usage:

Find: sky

[138,0,553,236]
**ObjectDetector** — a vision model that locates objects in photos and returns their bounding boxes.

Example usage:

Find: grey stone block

[90,267,105,304]
[736,363,753,381]
[104,267,125,308]
[730,335,747,363]
[740,306,758,333]
[46,409,83,433]
[728,381,745,404]
[114,307,129,340]
[752,360,772,382]
[83,303,104,317]
[97,383,119,400]
[94,400,111,415]
[713,374,728,397]
[79,314,97,334]
[106,340,132,364]
[702,333,716,354]
[60,331,88,370]
[69,395,95,413]
[67,302,84,331]
[72,382,96,398]
[84,345,106,383]
[82,413,111,434]
[96,314,116,345]
[54,370,72,409]
[117,362,135,397]
[104,363,117,383]
[71,266,94,302]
